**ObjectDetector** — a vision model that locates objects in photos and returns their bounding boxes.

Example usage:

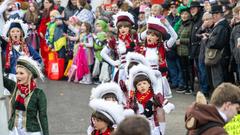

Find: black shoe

[176,86,187,93]
[185,89,193,95]
[170,84,178,89]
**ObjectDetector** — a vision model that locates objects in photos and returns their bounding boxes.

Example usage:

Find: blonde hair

[151,4,163,12]
[202,12,212,21]
[50,10,60,18]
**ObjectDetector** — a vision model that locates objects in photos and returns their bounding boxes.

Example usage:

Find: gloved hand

[163,102,175,114]
[143,100,154,118]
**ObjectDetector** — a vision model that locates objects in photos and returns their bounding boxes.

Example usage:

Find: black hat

[210,4,223,14]
[190,1,202,8]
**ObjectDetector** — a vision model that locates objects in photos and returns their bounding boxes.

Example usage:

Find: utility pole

[0,45,9,134]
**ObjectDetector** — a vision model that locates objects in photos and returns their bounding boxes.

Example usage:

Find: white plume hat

[129,65,159,94]
[2,18,28,39]
[17,56,44,81]
[89,99,125,124]
[90,82,126,104]
[125,52,150,75]
[113,11,135,27]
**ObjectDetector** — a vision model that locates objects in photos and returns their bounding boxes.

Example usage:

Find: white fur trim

[2,18,28,39]
[17,56,44,81]
[147,17,167,32]
[125,52,150,75]
[89,99,125,124]
[113,11,135,27]
[124,0,133,7]
[128,65,159,94]
[90,82,126,104]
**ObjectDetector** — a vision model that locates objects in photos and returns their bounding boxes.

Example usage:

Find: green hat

[17,56,44,80]
[177,5,190,14]
[96,18,109,32]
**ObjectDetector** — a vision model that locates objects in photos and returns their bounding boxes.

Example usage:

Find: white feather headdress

[128,65,160,94]
[89,99,125,124]
[125,52,150,75]
[2,18,29,39]
[90,82,126,104]
[113,11,135,28]
[17,56,44,81]
[147,17,168,33]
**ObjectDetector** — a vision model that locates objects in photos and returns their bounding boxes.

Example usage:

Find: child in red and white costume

[128,65,175,135]
[142,17,178,76]
[100,11,139,83]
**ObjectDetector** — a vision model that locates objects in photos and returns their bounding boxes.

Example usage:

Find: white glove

[163,102,175,114]
[113,60,120,67]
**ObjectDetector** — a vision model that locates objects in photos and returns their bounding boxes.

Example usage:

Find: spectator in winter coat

[205,4,231,89]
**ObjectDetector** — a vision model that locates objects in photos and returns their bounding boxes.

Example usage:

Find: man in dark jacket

[185,83,240,135]
[206,4,231,89]
[188,1,204,94]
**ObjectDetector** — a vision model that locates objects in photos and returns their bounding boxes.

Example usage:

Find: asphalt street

[39,80,195,135]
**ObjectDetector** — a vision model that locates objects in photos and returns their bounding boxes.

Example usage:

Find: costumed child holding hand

[128,65,175,135]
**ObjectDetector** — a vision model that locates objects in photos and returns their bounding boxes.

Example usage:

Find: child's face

[80,23,87,33]
[92,117,108,131]
[9,27,22,42]
[119,26,130,36]
[136,80,150,94]
[146,32,159,44]
[29,3,35,12]
[104,97,118,102]
[138,13,145,21]
[56,19,63,25]
[95,23,103,32]
[50,15,56,22]
[181,11,190,22]
[151,7,160,17]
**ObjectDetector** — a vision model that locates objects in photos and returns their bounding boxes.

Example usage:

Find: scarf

[136,90,153,108]
[119,33,132,49]
[5,40,30,69]
[146,43,158,48]
[15,80,37,111]
[94,128,111,135]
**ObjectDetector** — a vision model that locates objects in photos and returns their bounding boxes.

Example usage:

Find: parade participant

[3,56,48,135]
[185,83,240,135]
[92,17,111,83]
[144,16,177,76]
[128,65,175,135]
[88,98,125,135]
[101,11,139,82]
[23,1,40,52]
[2,18,42,81]
[88,82,134,135]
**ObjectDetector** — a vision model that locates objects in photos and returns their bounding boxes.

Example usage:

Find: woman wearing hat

[3,56,48,135]
[2,19,42,81]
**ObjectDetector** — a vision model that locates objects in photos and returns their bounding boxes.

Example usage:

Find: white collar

[217,107,228,122]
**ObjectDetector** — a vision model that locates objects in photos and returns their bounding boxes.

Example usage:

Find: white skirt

[9,127,41,135]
